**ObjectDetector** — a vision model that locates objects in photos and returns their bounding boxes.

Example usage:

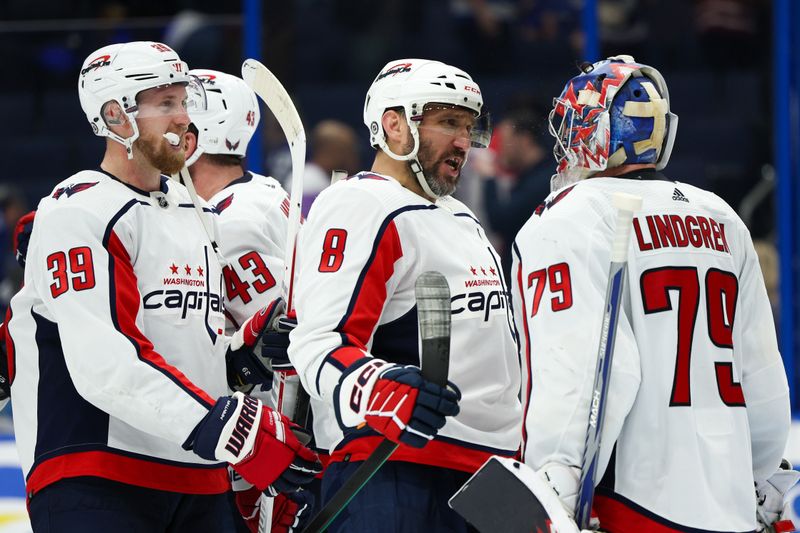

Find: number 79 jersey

[511,176,790,532]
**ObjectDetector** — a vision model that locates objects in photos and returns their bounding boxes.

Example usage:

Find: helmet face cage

[547,55,677,186]
[78,41,201,157]
[188,69,260,160]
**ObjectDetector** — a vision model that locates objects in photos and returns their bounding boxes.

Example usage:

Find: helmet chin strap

[377,120,441,200]
[107,115,141,160]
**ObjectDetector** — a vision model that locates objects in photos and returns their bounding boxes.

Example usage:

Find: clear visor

[413,103,493,148]
[129,75,207,119]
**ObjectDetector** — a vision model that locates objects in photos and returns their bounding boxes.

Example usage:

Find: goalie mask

[78,41,206,159]
[186,69,260,166]
[549,55,678,190]
[363,59,492,199]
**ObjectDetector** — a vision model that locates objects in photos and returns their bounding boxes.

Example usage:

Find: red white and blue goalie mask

[548,55,678,189]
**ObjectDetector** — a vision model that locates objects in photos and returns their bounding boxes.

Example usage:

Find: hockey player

[5,42,320,532]
[183,68,312,533]
[288,59,522,532]
[511,55,795,532]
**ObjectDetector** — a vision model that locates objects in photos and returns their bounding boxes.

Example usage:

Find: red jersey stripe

[339,220,403,350]
[106,230,215,407]
[330,435,513,474]
[26,450,229,498]
[515,254,533,461]
[595,493,716,533]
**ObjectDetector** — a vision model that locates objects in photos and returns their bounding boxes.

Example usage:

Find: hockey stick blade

[575,192,642,529]
[302,271,451,533]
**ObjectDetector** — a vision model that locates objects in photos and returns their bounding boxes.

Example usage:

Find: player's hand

[756,459,800,532]
[13,209,36,268]
[260,314,297,373]
[188,392,322,491]
[361,362,460,448]
[271,489,315,533]
[226,298,285,390]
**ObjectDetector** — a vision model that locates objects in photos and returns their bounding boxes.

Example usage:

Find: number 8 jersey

[511,175,790,532]
[289,172,522,472]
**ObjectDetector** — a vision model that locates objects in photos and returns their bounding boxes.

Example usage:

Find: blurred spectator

[478,98,552,279]
[450,0,516,74]
[598,0,650,59]
[163,10,225,70]
[693,0,769,72]
[515,0,583,69]
[0,186,28,313]
[303,120,360,217]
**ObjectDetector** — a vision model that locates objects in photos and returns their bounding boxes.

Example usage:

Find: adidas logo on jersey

[672,188,689,202]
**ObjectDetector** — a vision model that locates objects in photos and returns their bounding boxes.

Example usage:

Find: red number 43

[47,247,96,298]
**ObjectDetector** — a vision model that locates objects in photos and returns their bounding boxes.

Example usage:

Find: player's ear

[102,101,132,135]
[381,109,408,149]
[184,130,198,158]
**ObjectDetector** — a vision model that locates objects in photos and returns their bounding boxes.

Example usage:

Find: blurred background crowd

[0,0,777,354]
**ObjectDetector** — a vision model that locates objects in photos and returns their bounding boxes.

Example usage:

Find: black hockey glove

[226,298,285,391]
[260,314,297,372]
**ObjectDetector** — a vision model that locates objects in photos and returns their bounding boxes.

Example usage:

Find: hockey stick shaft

[575,193,642,529]
[302,271,451,533]
[242,58,306,533]
[242,58,305,311]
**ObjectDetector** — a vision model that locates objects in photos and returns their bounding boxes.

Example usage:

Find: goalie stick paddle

[302,271,452,533]
[575,192,642,529]
[242,58,307,533]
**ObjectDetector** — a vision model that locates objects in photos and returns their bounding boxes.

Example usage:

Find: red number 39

[47,247,96,298]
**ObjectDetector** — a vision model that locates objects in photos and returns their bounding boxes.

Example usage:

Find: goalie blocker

[449,456,582,533]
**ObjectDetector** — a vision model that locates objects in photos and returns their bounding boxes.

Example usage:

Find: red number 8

[319,228,348,273]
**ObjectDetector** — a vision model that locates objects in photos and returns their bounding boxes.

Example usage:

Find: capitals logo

[142,260,224,341]
[52,182,99,199]
[198,74,217,86]
[376,62,412,81]
[81,55,111,76]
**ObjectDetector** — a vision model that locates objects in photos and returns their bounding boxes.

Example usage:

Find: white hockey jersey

[208,172,288,329]
[289,172,521,473]
[7,170,230,498]
[511,175,789,532]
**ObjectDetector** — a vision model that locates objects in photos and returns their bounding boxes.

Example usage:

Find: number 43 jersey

[7,170,230,498]
[289,172,522,472]
[511,175,790,532]
[207,172,288,329]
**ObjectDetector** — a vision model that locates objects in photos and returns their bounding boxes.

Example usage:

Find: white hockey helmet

[186,69,260,165]
[363,59,491,198]
[78,41,206,159]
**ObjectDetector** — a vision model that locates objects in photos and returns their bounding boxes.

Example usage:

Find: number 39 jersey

[208,172,288,329]
[511,176,789,532]
[7,170,230,498]
[289,172,522,472]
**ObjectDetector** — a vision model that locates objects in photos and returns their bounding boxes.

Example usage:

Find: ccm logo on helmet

[376,63,413,80]
[464,85,481,95]
[198,74,217,85]
[81,55,111,76]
